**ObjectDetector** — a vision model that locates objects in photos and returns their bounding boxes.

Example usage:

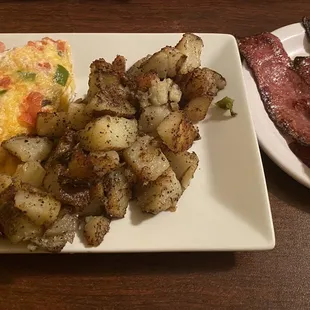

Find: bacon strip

[294,57,310,85]
[238,32,310,146]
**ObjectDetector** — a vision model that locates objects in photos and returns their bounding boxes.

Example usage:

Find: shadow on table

[0,251,235,284]
[261,152,310,214]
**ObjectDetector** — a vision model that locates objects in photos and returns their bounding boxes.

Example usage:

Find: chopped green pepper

[215,96,237,117]
[0,89,7,95]
[54,64,69,86]
[17,71,36,81]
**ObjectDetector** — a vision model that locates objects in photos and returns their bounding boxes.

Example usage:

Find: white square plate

[0,33,275,253]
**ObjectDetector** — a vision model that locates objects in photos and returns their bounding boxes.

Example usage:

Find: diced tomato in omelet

[0,37,75,144]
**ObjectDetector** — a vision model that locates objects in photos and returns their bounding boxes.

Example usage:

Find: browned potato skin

[162,148,199,189]
[36,112,68,138]
[123,136,170,183]
[89,151,120,177]
[44,130,77,169]
[43,165,91,213]
[103,168,132,218]
[68,101,92,130]
[14,187,61,226]
[112,55,126,75]
[141,46,187,79]
[67,149,94,180]
[183,97,212,123]
[86,86,136,119]
[176,67,226,102]
[87,56,127,100]
[84,216,110,247]
[135,168,182,215]
[157,111,199,152]
[0,204,43,244]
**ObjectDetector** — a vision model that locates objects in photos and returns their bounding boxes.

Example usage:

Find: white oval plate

[242,23,310,189]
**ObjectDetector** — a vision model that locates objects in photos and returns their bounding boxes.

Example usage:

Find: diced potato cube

[0,204,43,244]
[157,111,198,152]
[14,189,61,226]
[123,136,169,182]
[36,112,68,138]
[135,168,182,214]
[139,106,171,135]
[175,33,204,74]
[163,148,199,189]
[68,101,92,130]
[141,46,186,79]
[84,216,110,247]
[2,136,53,162]
[86,87,136,118]
[14,161,46,187]
[79,116,138,151]
[183,97,212,123]
[89,151,120,177]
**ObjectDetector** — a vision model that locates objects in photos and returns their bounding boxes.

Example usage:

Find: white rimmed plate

[242,23,310,189]
[0,33,275,253]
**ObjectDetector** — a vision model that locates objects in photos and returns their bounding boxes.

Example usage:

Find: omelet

[0,37,75,141]
[0,37,75,174]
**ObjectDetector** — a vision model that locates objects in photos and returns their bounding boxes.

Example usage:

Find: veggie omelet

[0,37,75,143]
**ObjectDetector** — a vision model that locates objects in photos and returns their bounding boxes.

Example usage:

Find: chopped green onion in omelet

[54,64,69,86]
[17,71,36,81]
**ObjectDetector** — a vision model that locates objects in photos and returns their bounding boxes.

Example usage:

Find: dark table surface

[0,1,309,309]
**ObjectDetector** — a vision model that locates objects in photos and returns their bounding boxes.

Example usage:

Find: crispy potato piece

[86,86,136,118]
[162,148,199,189]
[14,188,61,226]
[29,209,78,252]
[45,210,78,239]
[112,55,126,75]
[0,147,21,176]
[81,182,106,217]
[2,136,53,162]
[103,168,132,218]
[141,47,186,79]
[89,151,120,177]
[177,67,226,101]
[84,216,110,247]
[0,174,12,194]
[68,101,92,130]
[135,168,182,214]
[45,130,77,168]
[79,116,138,152]
[126,55,151,78]
[0,175,16,208]
[36,112,68,138]
[67,149,94,180]
[14,161,46,188]
[0,204,43,244]
[43,165,91,212]
[123,136,169,182]
[157,111,199,152]
[135,72,159,92]
[175,33,204,74]
[183,97,212,123]
[139,105,171,134]
[88,57,125,100]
